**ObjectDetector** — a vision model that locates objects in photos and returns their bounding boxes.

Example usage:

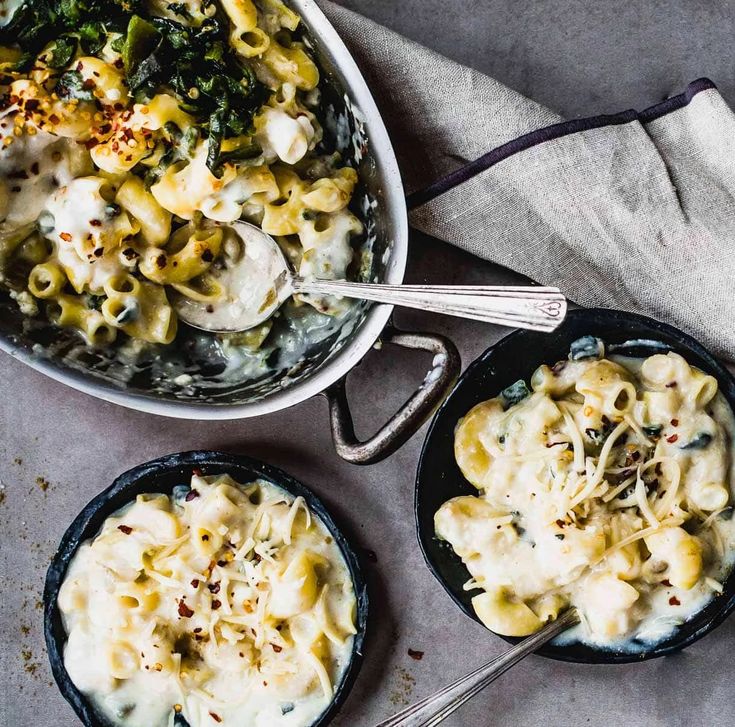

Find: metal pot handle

[322,326,461,464]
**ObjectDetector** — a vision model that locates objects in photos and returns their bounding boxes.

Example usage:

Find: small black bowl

[44,451,369,726]
[416,308,735,664]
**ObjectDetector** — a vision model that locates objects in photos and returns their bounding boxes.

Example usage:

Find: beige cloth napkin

[321,1,735,360]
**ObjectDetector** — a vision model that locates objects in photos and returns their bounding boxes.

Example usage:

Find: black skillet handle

[322,325,460,465]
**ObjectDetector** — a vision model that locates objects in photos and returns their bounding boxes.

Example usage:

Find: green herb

[500,380,531,409]
[167,2,192,20]
[110,33,126,53]
[47,35,76,68]
[86,294,104,310]
[0,0,139,54]
[569,335,605,361]
[642,424,663,436]
[173,712,191,727]
[122,14,160,76]
[680,432,713,450]
[4,0,267,176]
[55,69,95,101]
[78,21,107,54]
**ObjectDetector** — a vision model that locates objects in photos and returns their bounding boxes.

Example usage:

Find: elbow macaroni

[59,474,357,727]
[437,341,735,649]
[0,0,362,352]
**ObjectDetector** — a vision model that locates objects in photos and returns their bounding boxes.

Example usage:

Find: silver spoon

[374,608,580,727]
[173,221,567,333]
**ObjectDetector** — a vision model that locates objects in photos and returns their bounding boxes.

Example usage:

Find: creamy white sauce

[0,0,23,26]
[59,475,357,727]
[0,115,89,237]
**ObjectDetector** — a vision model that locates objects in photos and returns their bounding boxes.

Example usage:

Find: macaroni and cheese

[436,338,735,649]
[59,474,358,726]
[0,0,361,350]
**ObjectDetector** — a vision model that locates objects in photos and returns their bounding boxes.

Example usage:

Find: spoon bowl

[173,222,295,333]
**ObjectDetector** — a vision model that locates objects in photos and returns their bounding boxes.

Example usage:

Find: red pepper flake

[211,599,222,610]
[59,232,72,242]
[90,219,102,227]
[193,627,202,633]
[408,648,424,661]
[555,519,565,528]
[25,99,40,112]
[671,418,679,426]
[216,560,227,567]
[185,489,200,502]
[84,138,99,150]
[666,434,679,444]
[201,534,209,541]
[193,467,203,476]
[209,713,222,723]
[155,253,167,268]
[665,381,678,388]
[93,248,103,257]
[271,644,283,653]
[178,600,194,618]
[49,113,60,125]
[75,61,83,71]
[662,579,672,587]
[669,596,681,606]
[208,582,221,594]
[82,78,96,91]
[190,579,200,589]
[117,525,133,535]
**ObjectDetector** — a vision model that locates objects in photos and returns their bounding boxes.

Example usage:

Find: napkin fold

[322,1,735,360]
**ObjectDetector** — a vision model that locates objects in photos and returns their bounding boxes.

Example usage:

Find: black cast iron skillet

[416,308,735,664]
[44,451,368,726]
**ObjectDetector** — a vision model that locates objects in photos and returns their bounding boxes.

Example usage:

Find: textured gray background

[3,1,735,726]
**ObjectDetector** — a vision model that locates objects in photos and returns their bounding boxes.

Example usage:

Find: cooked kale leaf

[3,0,268,176]
[118,13,267,175]
[47,35,76,68]
[0,0,138,52]
[55,69,95,101]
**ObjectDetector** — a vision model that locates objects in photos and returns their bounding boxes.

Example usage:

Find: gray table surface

[3,2,735,726]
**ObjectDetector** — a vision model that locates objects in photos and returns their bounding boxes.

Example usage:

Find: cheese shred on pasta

[437,343,735,649]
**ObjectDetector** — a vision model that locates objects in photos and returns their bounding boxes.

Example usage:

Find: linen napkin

[321,1,735,361]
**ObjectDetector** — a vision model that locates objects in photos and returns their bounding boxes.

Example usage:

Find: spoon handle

[293,280,567,332]
[373,609,580,727]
